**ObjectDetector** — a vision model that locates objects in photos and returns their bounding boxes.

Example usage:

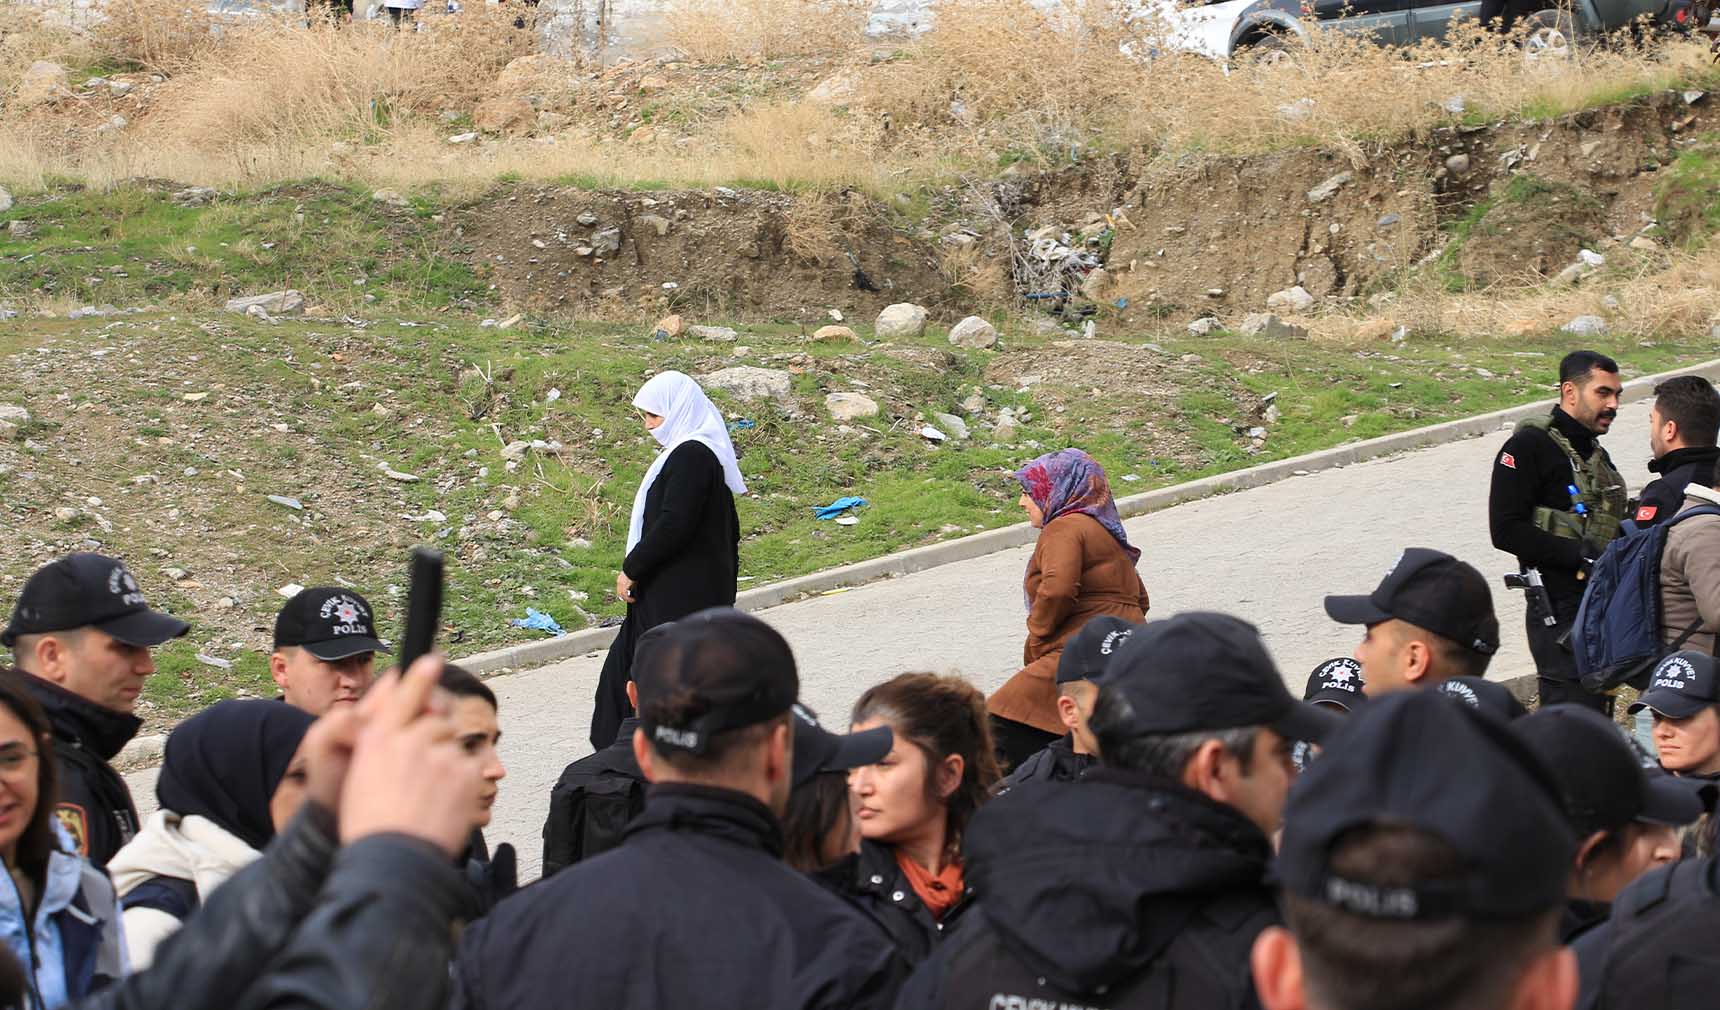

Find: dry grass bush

[657,0,869,61]
[1,6,94,94]
[937,242,1013,307]
[94,0,226,75]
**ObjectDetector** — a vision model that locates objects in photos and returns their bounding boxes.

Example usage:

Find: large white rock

[875,303,929,340]
[225,290,306,316]
[701,366,793,402]
[947,315,999,349]
[825,392,880,422]
[15,62,68,108]
[1265,286,1315,313]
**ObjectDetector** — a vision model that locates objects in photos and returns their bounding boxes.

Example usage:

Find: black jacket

[896,770,1279,1010]
[1638,446,1720,527]
[456,784,908,1010]
[21,673,140,868]
[994,734,1094,796]
[811,840,973,966]
[1574,856,1720,1009]
[541,717,647,877]
[1489,407,1620,606]
[591,442,742,750]
[1562,899,1611,944]
[71,804,469,1010]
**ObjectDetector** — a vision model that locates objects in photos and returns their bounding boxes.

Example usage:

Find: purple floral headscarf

[1015,449,1140,595]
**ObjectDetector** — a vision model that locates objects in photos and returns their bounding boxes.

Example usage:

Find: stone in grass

[876,303,929,340]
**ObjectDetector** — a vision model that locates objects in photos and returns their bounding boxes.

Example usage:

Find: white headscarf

[626,371,749,553]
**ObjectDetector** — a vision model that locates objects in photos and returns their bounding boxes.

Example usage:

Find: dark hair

[782,772,852,873]
[438,663,497,710]
[1410,625,1492,680]
[1284,824,1559,1010]
[1088,684,1259,776]
[0,674,62,877]
[1559,350,1619,387]
[850,673,1000,846]
[1653,375,1720,448]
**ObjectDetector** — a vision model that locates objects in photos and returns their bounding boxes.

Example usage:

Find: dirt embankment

[455,89,1720,325]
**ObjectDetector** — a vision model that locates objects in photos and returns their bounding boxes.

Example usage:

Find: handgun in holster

[1503,568,1558,628]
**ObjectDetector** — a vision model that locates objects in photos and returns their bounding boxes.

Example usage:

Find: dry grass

[0,0,1716,197]
[1,4,94,93]
[654,0,870,61]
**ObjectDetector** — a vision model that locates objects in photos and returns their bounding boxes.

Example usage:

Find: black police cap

[3,553,188,649]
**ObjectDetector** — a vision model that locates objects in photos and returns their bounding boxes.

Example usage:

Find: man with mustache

[1489,350,1629,714]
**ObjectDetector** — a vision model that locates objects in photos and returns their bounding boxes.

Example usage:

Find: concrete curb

[453,354,1720,678]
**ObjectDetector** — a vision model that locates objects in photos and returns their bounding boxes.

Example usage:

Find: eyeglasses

[0,746,38,780]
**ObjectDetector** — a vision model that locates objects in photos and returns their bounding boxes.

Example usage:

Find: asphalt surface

[127,399,1660,879]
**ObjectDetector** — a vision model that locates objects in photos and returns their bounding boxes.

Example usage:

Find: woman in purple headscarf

[987,448,1149,770]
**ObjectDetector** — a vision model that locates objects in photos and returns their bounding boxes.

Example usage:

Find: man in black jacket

[1636,374,1720,528]
[994,616,1133,795]
[897,612,1337,1010]
[1252,692,1578,1010]
[457,608,908,1010]
[541,680,647,877]
[2,553,188,866]
[1489,351,1628,713]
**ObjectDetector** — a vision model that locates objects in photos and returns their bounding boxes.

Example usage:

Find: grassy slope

[2,185,1717,723]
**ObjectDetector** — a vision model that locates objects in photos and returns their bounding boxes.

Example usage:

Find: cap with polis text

[1433,676,1528,722]
[1514,705,1704,835]
[634,608,799,755]
[1628,651,1720,720]
[1278,691,1574,921]
[3,553,189,649]
[1057,616,1137,685]
[1098,611,1340,743]
[1304,658,1366,710]
[1324,548,1499,657]
[273,588,389,661]
[791,703,891,788]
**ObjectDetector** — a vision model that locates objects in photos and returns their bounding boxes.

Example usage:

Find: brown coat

[987,513,1149,734]
[1659,485,1720,658]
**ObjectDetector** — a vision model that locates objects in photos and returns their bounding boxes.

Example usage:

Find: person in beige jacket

[1657,480,1720,657]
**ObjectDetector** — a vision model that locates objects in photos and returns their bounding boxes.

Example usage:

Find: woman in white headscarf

[589,371,748,750]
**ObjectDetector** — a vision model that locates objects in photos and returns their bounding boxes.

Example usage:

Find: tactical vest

[1515,414,1628,546]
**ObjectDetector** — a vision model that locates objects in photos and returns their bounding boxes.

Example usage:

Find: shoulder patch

[55,804,89,857]
[1499,451,1516,470]
[1637,505,1659,522]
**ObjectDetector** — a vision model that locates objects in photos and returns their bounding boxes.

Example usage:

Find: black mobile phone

[398,547,444,674]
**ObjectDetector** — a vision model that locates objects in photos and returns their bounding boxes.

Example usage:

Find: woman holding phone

[589,371,747,750]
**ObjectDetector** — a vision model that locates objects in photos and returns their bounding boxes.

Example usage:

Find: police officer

[1636,374,1720,527]
[993,616,1133,795]
[270,587,388,716]
[2,554,189,866]
[1489,350,1629,713]
[541,670,648,877]
[1253,692,1578,1010]
[895,612,1338,1010]
[1324,547,1501,694]
[456,609,907,1010]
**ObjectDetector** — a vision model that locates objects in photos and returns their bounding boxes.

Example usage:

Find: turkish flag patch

[1637,505,1659,522]
[1499,452,1516,469]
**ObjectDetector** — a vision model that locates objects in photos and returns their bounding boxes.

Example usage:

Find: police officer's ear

[933,752,964,802]
[269,648,293,693]
[26,633,75,685]
[1401,638,1435,686]
[632,728,660,784]
[1249,926,1307,1010]
[625,680,638,712]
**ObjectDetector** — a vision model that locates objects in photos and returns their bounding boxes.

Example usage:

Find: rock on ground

[690,325,738,342]
[934,412,970,440]
[1240,313,1308,340]
[225,291,306,316]
[876,303,929,340]
[0,187,12,214]
[825,392,880,422]
[372,190,409,208]
[1266,286,1315,313]
[1187,317,1220,336]
[473,96,536,135]
[16,62,68,108]
[653,315,684,339]
[813,325,856,342]
[701,366,793,402]
[1562,315,1609,337]
[947,315,998,349]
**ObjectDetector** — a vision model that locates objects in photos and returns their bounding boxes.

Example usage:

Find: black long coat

[589,441,740,750]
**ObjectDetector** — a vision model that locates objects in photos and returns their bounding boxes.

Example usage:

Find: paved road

[126,399,1659,878]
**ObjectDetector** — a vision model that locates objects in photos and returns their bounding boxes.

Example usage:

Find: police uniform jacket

[895,770,1279,1010]
[1574,854,1720,1009]
[541,717,647,878]
[1637,446,1720,527]
[456,783,909,1010]
[994,734,1094,796]
[20,672,141,868]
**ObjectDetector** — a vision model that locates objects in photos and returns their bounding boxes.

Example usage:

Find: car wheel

[1519,8,1580,62]
[1242,33,1298,67]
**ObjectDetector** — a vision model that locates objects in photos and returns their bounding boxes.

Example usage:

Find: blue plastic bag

[508,608,564,636]
[814,497,867,520]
